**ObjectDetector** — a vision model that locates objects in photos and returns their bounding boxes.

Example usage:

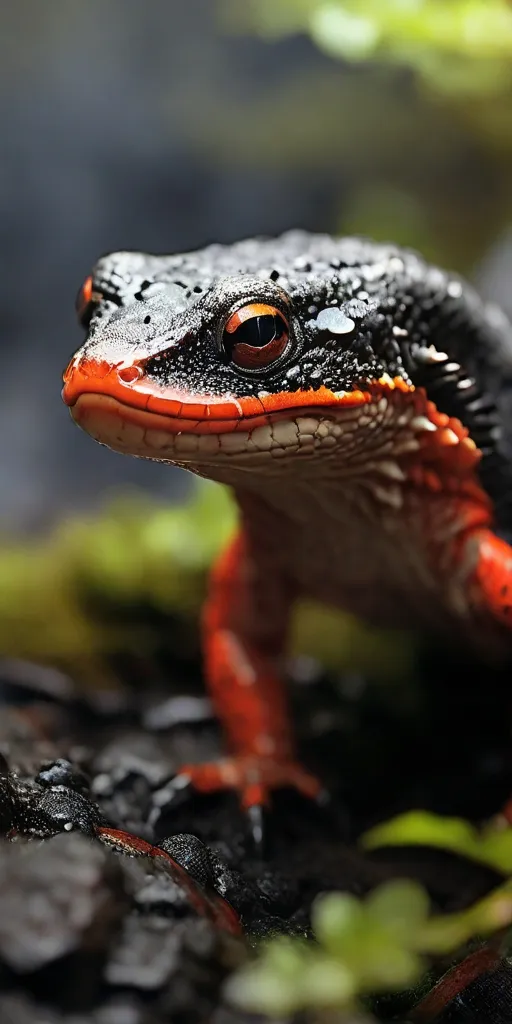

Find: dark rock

[34,787,104,837]
[36,760,91,796]
[143,695,212,732]
[0,833,124,973]
[118,853,197,919]
[0,994,158,1023]
[91,734,176,838]
[0,654,512,1021]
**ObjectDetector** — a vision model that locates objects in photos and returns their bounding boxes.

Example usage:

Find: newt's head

[63,232,491,495]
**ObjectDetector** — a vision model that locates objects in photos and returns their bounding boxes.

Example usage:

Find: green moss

[0,481,415,689]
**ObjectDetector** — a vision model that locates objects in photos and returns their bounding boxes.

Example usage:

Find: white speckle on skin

[388,257,404,272]
[393,438,420,454]
[447,280,463,298]
[422,346,449,363]
[441,428,460,446]
[371,483,403,509]
[375,460,406,481]
[314,307,356,334]
[411,416,437,432]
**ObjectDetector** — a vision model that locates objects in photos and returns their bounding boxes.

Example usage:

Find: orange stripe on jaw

[62,357,244,421]
[62,356,413,430]
[65,359,488,512]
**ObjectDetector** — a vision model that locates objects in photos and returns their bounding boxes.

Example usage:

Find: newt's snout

[62,356,145,408]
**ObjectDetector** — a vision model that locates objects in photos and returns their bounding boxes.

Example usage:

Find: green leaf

[366,879,431,941]
[363,811,483,857]
[362,810,512,874]
[313,892,365,953]
[303,956,357,1006]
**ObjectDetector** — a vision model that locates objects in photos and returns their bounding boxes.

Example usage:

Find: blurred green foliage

[226,875,512,1019]
[0,481,414,689]
[0,482,234,689]
[364,810,512,874]
[224,1,512,94]
[228,808,512,1020]
[214,0,512,273]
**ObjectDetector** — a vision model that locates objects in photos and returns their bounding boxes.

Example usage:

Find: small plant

[226,877,512,1019]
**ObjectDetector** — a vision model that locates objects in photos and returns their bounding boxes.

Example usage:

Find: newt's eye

[222,303,290,371]
[75,275,101,328]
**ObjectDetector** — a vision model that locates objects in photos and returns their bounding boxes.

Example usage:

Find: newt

[63,231,512,834]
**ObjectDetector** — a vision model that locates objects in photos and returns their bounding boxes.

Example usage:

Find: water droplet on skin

[314,307,356,335]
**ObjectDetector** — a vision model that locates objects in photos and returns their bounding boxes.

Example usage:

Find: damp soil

[0,644,512,1024]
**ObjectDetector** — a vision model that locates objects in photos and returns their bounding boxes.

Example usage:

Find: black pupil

[233,314,285,348]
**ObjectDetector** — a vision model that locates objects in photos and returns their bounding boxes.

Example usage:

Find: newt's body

[63,232,512,817]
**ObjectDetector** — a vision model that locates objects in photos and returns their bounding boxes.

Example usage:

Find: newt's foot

[177,755,323,808]
[154,756,325,844]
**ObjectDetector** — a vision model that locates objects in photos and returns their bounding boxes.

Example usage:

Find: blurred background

[2,0,512,531]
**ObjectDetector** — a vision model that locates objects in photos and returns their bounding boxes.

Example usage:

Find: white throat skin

[72,385,493,641]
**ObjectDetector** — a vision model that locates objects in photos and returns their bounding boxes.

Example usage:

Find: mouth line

[66,382,486,503]
[69,389,373,438]
[68,389,400,469]
[63,358,415,434]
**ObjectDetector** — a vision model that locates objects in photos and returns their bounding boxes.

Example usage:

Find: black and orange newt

[63,231,512,832]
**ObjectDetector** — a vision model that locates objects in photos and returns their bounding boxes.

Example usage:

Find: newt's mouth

[62,355,411,463]
[62,355,384,428]
[68,391,353,462]
[62,355,483,499]
[68,388,396,468]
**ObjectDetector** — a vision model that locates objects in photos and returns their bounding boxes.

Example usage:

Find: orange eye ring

[75,275,102,328]
[223,303,290,371]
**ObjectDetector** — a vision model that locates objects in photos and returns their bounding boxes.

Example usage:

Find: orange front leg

[464,526,512,824]
[177,529,322,815]
[469,528,512,631]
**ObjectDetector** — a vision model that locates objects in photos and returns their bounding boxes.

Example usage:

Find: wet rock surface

[0,652,512,1022]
